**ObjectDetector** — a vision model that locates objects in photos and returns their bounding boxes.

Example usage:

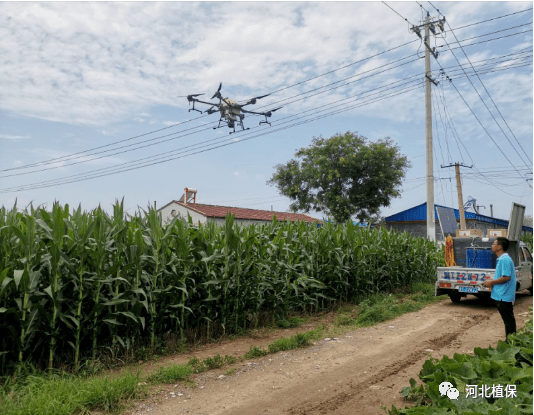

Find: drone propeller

[177,94,204,101]
[265,106,282,117]
[244,93,271,106]
[211,82,223,99]
[206,106,218,115]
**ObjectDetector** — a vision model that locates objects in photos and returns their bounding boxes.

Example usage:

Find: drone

[181,83,282,134]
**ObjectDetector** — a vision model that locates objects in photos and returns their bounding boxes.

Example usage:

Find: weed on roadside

[0,370,144,415]
[148,364,192,383]
[243,346,269,359]
[277,317,305,328]
[268,333,311,353]
[223,368,237,376]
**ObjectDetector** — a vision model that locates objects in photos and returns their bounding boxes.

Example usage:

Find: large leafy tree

[268,131,410,223]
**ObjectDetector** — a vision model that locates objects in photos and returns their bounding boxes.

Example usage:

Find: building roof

[168,201,320,223]
[385,202,533,232]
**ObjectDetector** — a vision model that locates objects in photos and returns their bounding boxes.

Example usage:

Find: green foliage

[243,346,269,359]
[277,317,305,328]
[268,333,312,353]
[148,364,193,383]
[0,370,143,415]
[387,319,533,414]
[267,131,410,223]
[223,367,237,376]
[0,201,442,375]
[521,232,532,252]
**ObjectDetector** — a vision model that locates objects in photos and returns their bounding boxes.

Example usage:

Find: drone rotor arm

[197,98,219,106]
[240,108,263,116]
[206,106,219,115]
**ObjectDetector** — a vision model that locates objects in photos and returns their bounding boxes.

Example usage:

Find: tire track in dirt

[126,296,533,415]
[286,314,491,415]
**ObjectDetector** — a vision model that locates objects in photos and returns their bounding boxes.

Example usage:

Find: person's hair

[495,237,510,252]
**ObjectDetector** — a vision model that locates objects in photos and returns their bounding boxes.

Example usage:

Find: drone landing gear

[229,128,249,135]
[188,102,202,114]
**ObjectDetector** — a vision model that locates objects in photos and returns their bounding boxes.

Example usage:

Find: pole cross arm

[440,163,473,169]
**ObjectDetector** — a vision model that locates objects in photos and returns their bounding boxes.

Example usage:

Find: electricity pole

[411,12,445,241]
[441,162,473,229]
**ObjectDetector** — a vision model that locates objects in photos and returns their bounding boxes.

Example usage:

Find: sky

[1,1,532,224]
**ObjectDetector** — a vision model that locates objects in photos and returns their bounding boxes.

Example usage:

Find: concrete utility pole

[410,12,445,241]
[441,162,473,229]
[424,14,435,241]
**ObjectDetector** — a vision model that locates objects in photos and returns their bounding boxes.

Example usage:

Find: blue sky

[0,1,532,223]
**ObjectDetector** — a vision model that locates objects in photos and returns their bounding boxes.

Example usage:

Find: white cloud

[0,1,531,217]
[162,120,182,127]
[0,134,30,140]
[1,1,530,133]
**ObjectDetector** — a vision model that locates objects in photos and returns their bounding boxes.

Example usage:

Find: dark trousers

[495,300,516,340]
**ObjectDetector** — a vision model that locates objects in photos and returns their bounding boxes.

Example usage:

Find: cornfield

[0,201,443,374]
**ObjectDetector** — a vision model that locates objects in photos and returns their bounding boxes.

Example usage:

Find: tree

[267,131,410,223]
[522,215,533,251]
[523,214,533,228]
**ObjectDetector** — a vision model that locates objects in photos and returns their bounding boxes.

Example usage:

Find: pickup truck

[435,238,533,303]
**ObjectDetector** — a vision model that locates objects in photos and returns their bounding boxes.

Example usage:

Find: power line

[5,46,528,181]
[423,8,533,188]
[429,4,533,170]
[0,57,424,180]
[7,13,529,175]
[4,9,532,198]
[382,1,413,25]
[415,1,430,15]
[19,79,420,186]
[447,7,533,32]
[432,79,530,196]
[0,82,424,193]
[442,21,533,46]
[4,46,532,192]
[438,29,533,51]
[5,13,528,175]
[4,45,423,175]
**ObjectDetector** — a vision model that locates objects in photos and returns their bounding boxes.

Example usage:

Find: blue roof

[385,202,533,232]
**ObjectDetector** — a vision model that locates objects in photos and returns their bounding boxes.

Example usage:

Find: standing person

[482,237,517,342]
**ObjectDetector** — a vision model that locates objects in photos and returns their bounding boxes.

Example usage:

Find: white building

[158,188,320,226]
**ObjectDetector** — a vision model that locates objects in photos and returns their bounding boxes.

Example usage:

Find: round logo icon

[439,381,459,400]
[439,382,454,396]
[447,387,460,400]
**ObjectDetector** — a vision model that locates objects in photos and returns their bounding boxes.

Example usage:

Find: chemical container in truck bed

[435,237,533,303]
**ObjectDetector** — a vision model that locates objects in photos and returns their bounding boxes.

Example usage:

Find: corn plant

[0,201,444,375]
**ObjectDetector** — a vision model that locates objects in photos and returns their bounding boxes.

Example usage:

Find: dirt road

[126,294,533,415]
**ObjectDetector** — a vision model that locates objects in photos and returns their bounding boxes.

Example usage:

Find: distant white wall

[159,202,309,227]
[211,217,274,227]
[159,202,206,225]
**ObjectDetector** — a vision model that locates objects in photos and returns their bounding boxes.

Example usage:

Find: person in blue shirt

[482,237,517,342]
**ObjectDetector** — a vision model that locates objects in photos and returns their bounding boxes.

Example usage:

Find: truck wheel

[449,292,462,303]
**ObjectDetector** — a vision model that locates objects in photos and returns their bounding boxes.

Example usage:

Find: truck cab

[436,239,533,302]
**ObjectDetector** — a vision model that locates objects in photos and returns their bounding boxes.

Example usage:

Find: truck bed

[435,266,494,299]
